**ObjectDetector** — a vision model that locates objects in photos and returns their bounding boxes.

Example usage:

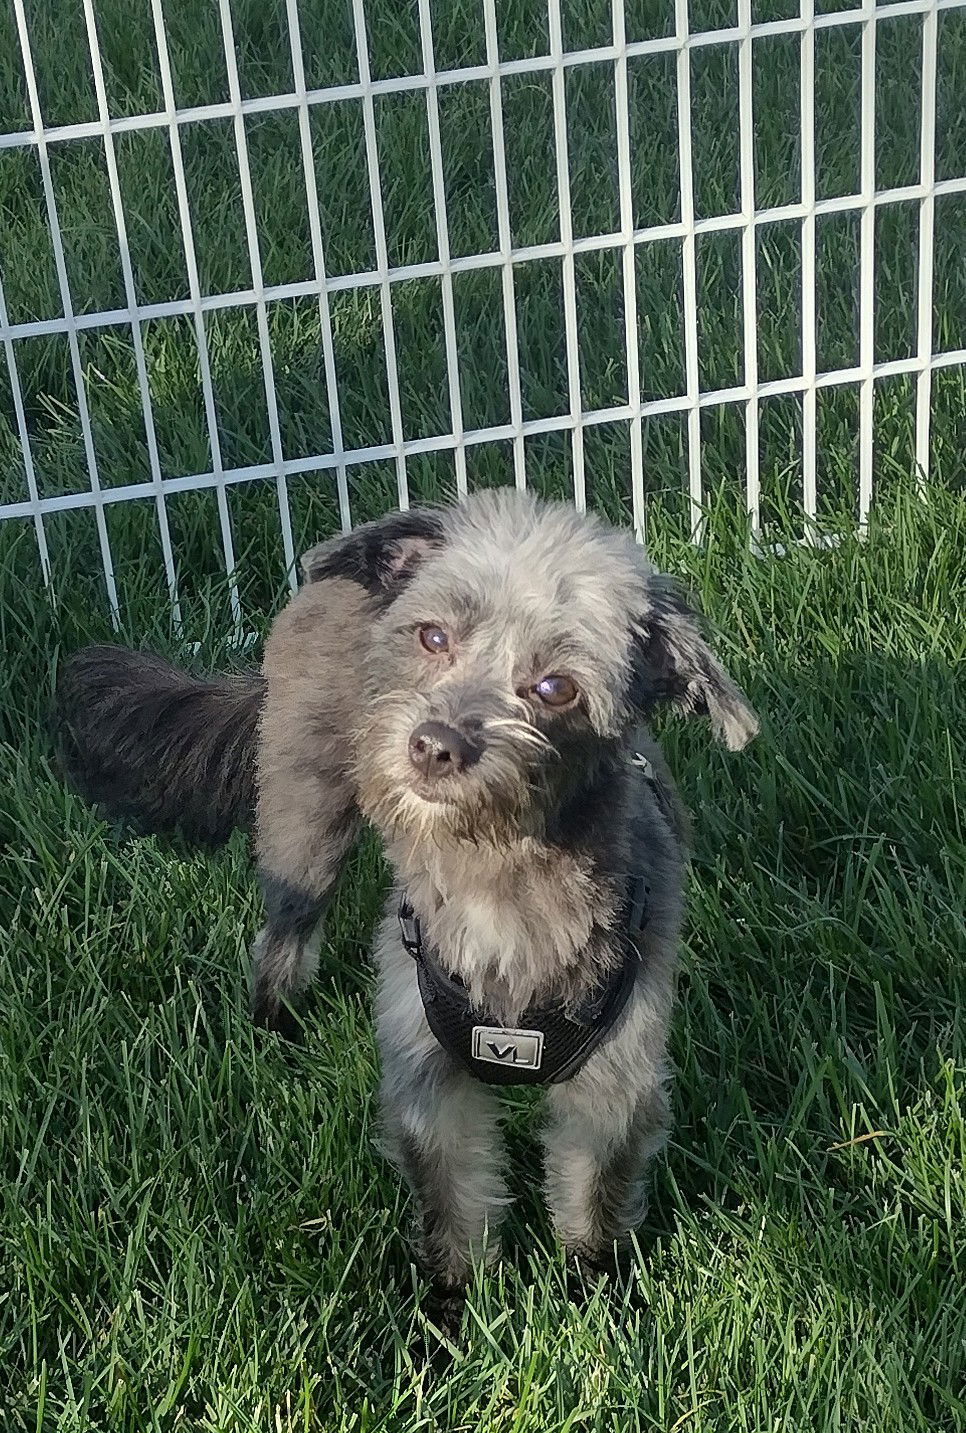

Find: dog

[55,490,758,1290]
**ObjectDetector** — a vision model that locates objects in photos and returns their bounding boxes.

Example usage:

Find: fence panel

[0,0,963,624]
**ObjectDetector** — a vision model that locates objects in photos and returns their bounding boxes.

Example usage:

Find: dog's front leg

[250,800,359,1036]
[375,927,508,1291]
[383,1061,506,1291]
[543,1052,670,1268]
[250,576,379,1035]
[251,695,360,1037]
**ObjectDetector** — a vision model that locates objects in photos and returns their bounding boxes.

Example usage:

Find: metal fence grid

[1,0,964,626]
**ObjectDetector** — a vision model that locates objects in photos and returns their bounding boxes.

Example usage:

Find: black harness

[398,877,649,1087]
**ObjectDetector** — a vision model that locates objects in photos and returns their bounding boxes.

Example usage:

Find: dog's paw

[562,1239,623,1287]
[424,1282,467,1342]
[250,992,304,1043]
[408,1283,466,1371]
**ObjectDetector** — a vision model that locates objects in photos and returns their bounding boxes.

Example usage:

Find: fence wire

[0,0,963,624]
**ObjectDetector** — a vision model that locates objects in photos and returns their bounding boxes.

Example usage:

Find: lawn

[1,1,966,1430]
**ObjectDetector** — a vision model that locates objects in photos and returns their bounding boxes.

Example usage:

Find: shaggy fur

[351,491,757,1285]
[54,645,264,847]
[54,490,758,1288]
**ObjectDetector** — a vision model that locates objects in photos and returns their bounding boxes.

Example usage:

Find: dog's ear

[631,576,759,751]
[300,509,444,594]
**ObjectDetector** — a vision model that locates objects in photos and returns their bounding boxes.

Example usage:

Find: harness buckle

[398,901,422,957]
[471,1025,545,1071]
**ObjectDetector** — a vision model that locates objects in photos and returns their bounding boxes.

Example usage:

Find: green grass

[2,2,966,1429]
[2,482,965,1431]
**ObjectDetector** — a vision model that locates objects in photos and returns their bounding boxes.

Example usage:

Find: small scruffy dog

[56,490,758,1290]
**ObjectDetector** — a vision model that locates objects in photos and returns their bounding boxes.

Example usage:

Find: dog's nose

[408,721,476,779]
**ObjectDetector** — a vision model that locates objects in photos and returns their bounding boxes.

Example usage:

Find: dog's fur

[54,490,758,1287]
[55,645,264,847]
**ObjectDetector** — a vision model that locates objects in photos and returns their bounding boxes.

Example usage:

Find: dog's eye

[533,674,578,708]
[418,624,450,654]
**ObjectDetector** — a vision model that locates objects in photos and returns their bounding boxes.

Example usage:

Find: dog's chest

[434,892,541,977]
[397,843,600,1013]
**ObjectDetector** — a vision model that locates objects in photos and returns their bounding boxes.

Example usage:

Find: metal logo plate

[471,1025,545,1070]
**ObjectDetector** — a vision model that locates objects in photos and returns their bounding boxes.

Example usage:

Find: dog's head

[352,490,758,846]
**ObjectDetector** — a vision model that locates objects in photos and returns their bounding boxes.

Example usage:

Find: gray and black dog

[56,489,758,1290]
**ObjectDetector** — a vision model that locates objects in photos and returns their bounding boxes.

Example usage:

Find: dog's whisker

[486,717,549,741]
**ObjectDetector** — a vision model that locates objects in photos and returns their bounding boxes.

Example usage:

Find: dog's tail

[53,645,264,847]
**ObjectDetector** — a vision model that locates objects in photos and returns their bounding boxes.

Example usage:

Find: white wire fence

[0,0,964,626]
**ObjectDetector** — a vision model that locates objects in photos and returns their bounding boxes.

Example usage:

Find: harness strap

[398,876,648,1087]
